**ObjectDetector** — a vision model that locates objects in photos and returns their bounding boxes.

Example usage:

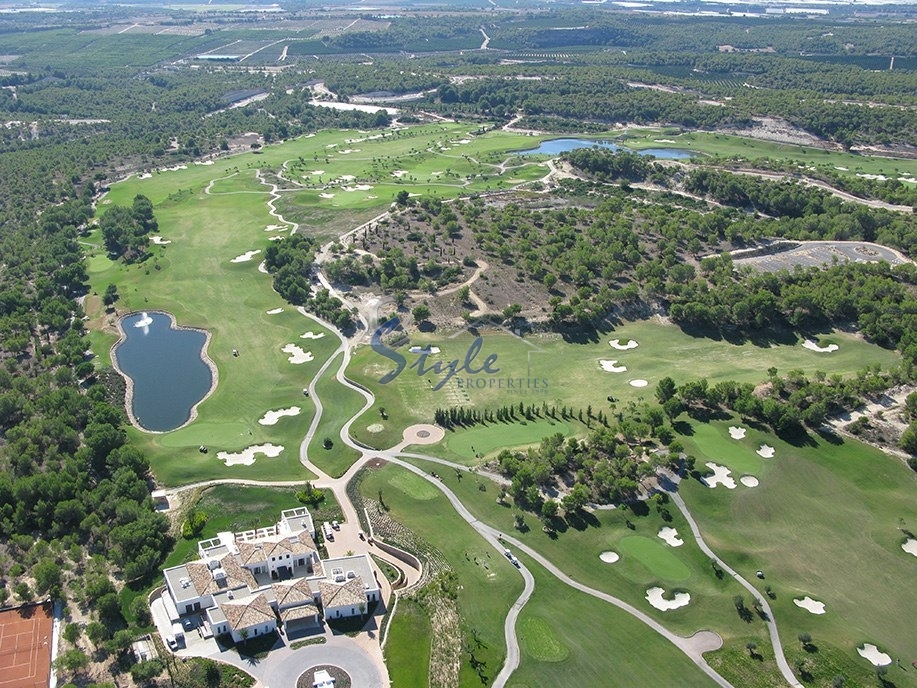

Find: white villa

[161,507,380,644]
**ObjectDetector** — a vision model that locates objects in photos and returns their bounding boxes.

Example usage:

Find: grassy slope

[508,552,723,688]
[679,417,917,688]
[358,463,522,687]
[308,353,364,477]
[348,321,899,448]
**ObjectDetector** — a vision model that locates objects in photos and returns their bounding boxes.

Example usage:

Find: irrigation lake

[519,138,694,159]
[113,311,213,432]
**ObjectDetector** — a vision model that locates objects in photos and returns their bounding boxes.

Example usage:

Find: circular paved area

[262,638,383,688]
[401,423,445,445]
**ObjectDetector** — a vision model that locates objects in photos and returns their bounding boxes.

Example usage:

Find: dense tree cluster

[99,194,158,262]
[263,234,355,330]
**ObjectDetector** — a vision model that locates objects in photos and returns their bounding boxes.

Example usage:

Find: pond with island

[519,138,693,159]
[113,311,214,432]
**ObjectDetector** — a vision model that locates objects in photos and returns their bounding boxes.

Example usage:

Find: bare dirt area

[729,116,829,148]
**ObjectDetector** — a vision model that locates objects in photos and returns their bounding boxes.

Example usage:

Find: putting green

[157,421,253,448]
[443,418,572,460]
[519,616,569,663]
[617,536,692,582]
[387,469,442,501]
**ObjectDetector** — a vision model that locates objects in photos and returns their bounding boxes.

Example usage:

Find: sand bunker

[857,644,892,666]
[268,236,284,242]
[740,476,759,488]
[339,174,356,181]
[281,344,314,364]
[793,597,826,615]
[266,308,284,314]
[902,538,917,557]
[138,173,152,180]
[217,444,284,467]
[300,331,326,340]
[803,339,839,353]
[339,148,360,154]
[600,360,627,373]
[264,224,287,231]
[757,444,775,458]
[599,551,620,563]
[311,170,325,175]
[646,587,690,611]
[704,462,736,489]
[391,170,409,178]
[231,250,261,263]
[258,407,301,426]
[366,423,385,433]
[629,379,649,388]
[609,339,639,350]
[343,184,373,192]
[319,193,335,199]
[728,426,747,440]
[409,345,441,354]
[658,527,684,547]
[151,236,171,245]
[655,139,677,144]
[258,261,269,274]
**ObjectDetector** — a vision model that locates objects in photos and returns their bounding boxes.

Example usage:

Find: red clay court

[0,603,53,688]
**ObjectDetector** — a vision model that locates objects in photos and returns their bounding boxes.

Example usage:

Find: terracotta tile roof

[272,578,314,608]
[185,554,257,597]
[319,577,366,610]
[237,541,266,566]
[221,593,274,633]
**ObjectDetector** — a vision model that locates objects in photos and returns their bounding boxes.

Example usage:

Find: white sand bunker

[343,184,373,192]
[366,423,385,433]
[259,407,301,426]
[599,551,620,563]
[217,443,284,467]
[300,331,326,340]
[339,174,356,181]
[409,345,441,354]
[339,148,360,154]
[311,170,325,175]
[609,339,639,350]
[600,360,627,373]
[151,236,171,245]
[803,339,839,353]
[858,644,892,666]
[704,462,736,489]
[231,250,261,263]
[266,308,284,314]
[902,538,917,557]
[391,170,409,178]
[658,527,684,547]
[793,597,826,615]
[264,224,286,231]
[268,236,284,242]
[629,379,649,388]
[740,476,759,488]
[281,344,314,364]
[319,193,335,199]
[757,444,775,458]
[728,426,747,440]
[646,587,690,611]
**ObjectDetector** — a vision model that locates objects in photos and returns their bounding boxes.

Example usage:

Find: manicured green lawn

[397,455,777,673]
[679,417,917,688]
[622,129,917,180]
[307,353,364,478]
[348,321,899,445]
[383,598,431,688]
[508,552,722,688]
[440,417,575,466]
[359,463,523,687]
